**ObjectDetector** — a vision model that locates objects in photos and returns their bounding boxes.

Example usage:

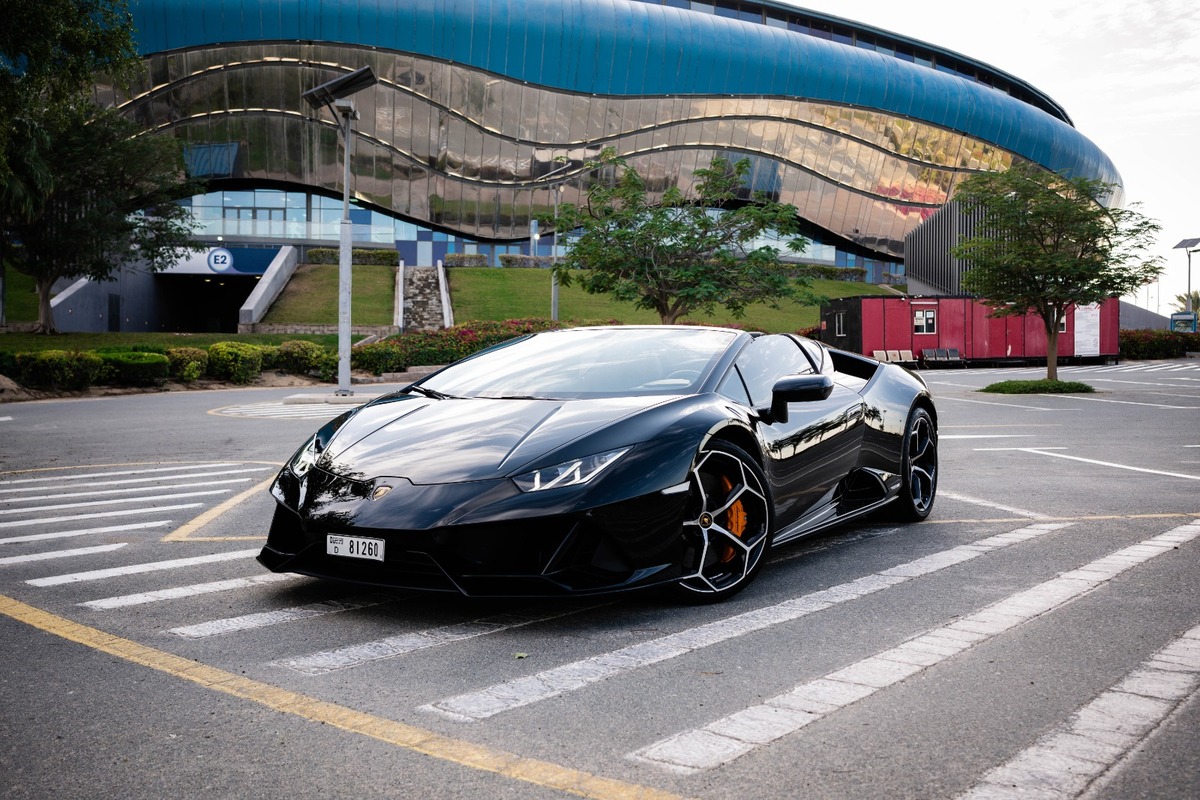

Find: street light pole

[534,161,574,322]
[301,66,378,396]
[335,99,355,395]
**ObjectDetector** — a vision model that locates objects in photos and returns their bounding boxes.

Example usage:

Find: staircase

[402,266,445,332]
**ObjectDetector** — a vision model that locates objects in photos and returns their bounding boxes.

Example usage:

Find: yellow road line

[0,594,691,800]
[163,476,278,542]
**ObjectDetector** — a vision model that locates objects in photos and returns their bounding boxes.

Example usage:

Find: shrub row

[351,317,617,375]
[1,340,336,391]
[1118,329,1200,360]
[306,247,399,266]
[443,253,489,268]
[498,254,557,269]
[793,265,869,281]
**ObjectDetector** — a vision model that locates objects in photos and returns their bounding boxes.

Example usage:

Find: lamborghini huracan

[258,326,937,601]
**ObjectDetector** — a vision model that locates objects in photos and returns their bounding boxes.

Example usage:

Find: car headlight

[289,436,320,477]
[512,447,630,492]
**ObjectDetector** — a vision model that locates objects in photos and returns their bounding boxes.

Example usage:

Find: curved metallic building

[116,0,1121,271]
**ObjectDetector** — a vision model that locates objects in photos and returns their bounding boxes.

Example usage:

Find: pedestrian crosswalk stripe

[213,402,347,420]
[420,523,1071,722]
[80,572,298,609]
[27,548,260,587]
[0,543,128,566]
[0,521,173,545]
[628,521,1200,773]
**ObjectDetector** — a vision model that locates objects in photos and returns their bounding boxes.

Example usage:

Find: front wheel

[672,441,773,602]
[891,406,937,521]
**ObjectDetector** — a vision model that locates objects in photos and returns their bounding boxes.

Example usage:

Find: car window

[715,367,752,405]
[420,327,740,399]
[797,337,834,376]
[732,335,814,407]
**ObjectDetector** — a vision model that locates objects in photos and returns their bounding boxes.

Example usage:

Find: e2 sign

[207,247,234,273]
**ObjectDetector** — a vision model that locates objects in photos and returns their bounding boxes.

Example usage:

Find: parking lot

[2,360,1198,799]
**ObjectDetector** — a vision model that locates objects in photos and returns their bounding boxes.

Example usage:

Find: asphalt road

[1,360,1198,800]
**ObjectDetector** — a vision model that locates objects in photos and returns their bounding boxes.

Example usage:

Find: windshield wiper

[405,385,455,400]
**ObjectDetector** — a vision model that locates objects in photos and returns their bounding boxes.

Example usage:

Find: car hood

[321,393,676,484]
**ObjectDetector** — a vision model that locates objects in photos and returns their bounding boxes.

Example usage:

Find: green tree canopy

[7,101,203,333]
[546,153,814,325]
[1173,291,1199,314]
[1,0,141,324]
[951,162,1162,380]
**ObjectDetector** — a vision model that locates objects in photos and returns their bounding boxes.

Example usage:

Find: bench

[921,348,966,368]
[873,350,919,368]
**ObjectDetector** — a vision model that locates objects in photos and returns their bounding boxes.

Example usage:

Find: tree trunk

[1045,322,1059,382]
[35,276,57,334]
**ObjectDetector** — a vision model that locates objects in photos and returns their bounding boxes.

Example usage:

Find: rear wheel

[891,406,937,521]
[673,441,773,602]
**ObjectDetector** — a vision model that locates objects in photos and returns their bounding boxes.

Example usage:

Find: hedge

[444,253,489,268]
[1119,329,1200,360]
[98,351,171,387]
[15,350,105,390]
[276,339,332,375]
[166,347,208,383]
[207,341,264,384]
[498,254,556,269]
[352,317,611,374]
[306,248,398,266]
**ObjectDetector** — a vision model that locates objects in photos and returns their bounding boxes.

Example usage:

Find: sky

[786,0,1200,315]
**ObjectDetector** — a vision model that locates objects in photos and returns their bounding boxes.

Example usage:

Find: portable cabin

[818,296,1120,366]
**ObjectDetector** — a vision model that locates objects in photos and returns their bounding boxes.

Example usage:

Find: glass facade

[115,0,1120,279]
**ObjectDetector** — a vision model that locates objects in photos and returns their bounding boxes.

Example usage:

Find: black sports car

[258,326,937,601]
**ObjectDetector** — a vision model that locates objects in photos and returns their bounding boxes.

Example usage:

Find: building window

[835,312,846,338]
[914,308,937,334]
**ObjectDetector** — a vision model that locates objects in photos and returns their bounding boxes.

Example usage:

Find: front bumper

[258,466,690,596]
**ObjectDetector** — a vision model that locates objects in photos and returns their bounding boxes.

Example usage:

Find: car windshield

[418,327,740,399]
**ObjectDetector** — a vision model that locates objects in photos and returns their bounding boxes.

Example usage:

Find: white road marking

[167,593,396,638]
[937,491,1050,519]
[0,478,253,504]
[1035,395,1200,410]
[0,463,242,486]
[26,548,260,586]
[0,466,272,494]
[935,396,1067,411]
[80,573,298,609]
[0,416,12,422]
[629,521,1200,774]
[279,603,600,676]
[939,435,1037,439]
[960,624,1200,798]
[980,449,1200,482]
[0,521,173,545]
[213,403,345,420]
[0,503,203,529]
[420,523,1070,722]
[0,489,232,516]
[0,543,128,565]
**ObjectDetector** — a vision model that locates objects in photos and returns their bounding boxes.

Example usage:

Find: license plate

[326,534,384,562]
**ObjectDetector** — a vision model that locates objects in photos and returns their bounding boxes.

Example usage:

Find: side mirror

[761,374,834,424]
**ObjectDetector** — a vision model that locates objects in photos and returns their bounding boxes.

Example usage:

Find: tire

[672,441,774,602]
[891,405,937,521]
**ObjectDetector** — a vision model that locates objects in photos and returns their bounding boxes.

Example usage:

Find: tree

[951,162,1162,381]
[1,0,141,324]
[546,152,814,324]
[7,101,203,333]
[1173,291,1200,314]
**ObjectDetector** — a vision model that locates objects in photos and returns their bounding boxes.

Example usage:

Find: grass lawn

[448,268,897,333]
[263,263,397,326]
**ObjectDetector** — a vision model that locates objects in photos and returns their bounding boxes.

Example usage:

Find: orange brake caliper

[718,475,747,563]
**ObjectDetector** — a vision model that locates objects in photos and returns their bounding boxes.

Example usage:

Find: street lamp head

[302,65,378,109]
